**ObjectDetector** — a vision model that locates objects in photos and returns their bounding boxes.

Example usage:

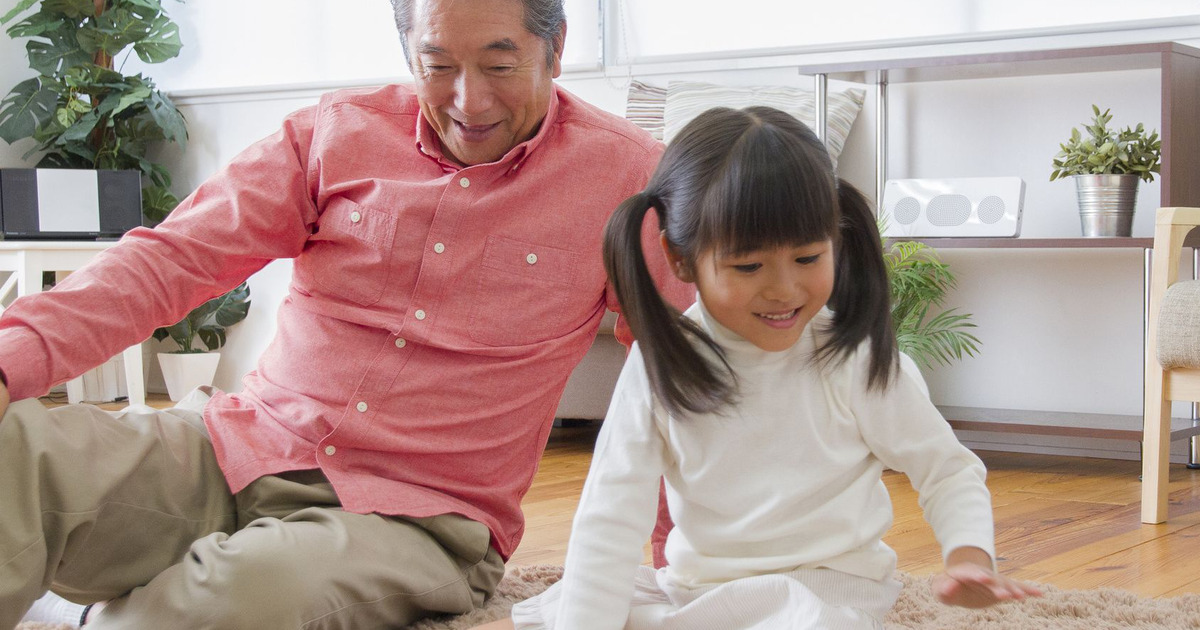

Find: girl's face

[667,239,836,352]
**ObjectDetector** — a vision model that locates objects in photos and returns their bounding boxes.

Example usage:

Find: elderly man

[0,0,686,626]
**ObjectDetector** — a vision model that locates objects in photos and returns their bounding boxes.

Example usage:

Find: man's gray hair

[390,0,566,68]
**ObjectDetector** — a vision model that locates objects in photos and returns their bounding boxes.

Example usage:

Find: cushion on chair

[1157,279,1200,369]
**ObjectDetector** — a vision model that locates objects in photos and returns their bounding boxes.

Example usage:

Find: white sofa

[553,311,625,420]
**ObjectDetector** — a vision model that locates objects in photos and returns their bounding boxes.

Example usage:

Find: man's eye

[490,66,515,74]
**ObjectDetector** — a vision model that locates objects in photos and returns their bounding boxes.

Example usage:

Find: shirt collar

[414,85,562,174]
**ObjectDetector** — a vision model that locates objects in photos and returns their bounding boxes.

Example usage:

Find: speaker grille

[926,194,971,226]
[977,195,1005,224]
[893,196,920,225]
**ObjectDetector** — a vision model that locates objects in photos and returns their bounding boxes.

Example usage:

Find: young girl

[481,105,1040,630]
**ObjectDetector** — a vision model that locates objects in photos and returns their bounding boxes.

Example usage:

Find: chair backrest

[1142,206,1200,523]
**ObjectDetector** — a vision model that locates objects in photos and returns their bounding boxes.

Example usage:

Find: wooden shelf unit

[799,41,1200,211]
[801,44,1200,448]
[941,406,1200,443]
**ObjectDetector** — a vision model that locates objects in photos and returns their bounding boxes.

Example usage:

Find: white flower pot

[157,352,221,402]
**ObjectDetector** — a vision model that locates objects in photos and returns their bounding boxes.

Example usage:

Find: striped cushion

[662,81,865,166]
[1158,279,1200,369]
[625,80,667,141]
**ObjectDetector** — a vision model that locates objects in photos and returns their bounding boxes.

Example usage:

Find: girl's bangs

[699,126,838,257]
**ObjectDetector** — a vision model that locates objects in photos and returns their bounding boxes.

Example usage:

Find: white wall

[2,3,1198,459]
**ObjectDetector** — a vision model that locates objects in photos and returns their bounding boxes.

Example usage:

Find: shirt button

[415,309,426,320]
[526,253,538,265]
[356,401,368,412]
[433,242,445,254]
[349,211,362,223]
[324,445,336,456]
[459,177,470,188]
[395,337,406,348]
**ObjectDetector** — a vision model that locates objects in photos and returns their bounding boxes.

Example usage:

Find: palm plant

[881,223,981,369]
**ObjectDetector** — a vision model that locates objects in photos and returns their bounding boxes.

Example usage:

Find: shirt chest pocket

[468,235,590,346]
[304,199,398,307]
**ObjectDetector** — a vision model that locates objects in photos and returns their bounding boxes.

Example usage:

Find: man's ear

[550,22,566,78]
[659,232,694,283]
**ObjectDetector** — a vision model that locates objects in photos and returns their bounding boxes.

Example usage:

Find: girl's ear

[660,232,694,282]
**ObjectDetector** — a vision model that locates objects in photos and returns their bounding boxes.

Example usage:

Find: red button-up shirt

[0,84,689,558]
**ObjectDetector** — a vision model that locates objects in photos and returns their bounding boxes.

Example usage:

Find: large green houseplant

[0,0,187,223]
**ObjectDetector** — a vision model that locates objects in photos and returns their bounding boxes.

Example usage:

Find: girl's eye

[796,255,821,265]
[732,263,761,273]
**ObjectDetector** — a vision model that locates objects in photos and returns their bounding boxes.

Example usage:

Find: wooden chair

[1143,207,1200,523]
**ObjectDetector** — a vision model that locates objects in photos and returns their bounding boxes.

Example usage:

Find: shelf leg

[875,71,888,209]
[1190,247,1200,468]
[813,73,828,146]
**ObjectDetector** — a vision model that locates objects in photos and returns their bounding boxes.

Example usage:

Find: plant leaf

[132,11,181,63]
[0,77,57,142]
[27,32,92,76]
[145,89,186,145]
[0,0,39,25]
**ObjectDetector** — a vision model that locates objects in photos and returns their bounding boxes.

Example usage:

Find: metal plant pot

[1074,173,1139,237]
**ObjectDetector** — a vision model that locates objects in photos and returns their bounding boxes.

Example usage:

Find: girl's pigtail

[603,192,735,416]
[821,181,898,389]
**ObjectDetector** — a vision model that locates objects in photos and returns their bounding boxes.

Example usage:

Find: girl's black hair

[603,106,897,416]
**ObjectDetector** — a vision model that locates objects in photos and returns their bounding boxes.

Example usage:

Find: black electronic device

[0,168,142,240]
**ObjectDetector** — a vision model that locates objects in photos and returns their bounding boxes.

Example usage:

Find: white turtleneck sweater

[553,301,994,630]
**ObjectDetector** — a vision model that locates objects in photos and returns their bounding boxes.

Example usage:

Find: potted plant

[0,0,187,224]
[1050,105,1161,237]
[154,282,251,400]
[880,220,981,369]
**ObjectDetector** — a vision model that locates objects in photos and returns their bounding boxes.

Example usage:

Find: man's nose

[454,70,494,116]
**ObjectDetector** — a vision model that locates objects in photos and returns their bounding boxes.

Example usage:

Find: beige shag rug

[18,565,1200,629]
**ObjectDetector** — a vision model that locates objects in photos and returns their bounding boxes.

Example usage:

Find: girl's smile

[666,239,836,352]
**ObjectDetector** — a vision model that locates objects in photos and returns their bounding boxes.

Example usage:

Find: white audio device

[881,177,1025,238]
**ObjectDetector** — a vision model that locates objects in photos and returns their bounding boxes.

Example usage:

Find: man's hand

[932,546,1042,609]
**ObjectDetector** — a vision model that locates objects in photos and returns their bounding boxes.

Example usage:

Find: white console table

[0,240,146,406]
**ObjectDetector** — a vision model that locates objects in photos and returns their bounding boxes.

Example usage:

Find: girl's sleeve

[850,352,996,564]
[554,344,670,629]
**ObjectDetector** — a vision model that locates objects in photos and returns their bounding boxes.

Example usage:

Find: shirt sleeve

[555,344,669,629]
[850,351,996,564]
[0,104,323,401]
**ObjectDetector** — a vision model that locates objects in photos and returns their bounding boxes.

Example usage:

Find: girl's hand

[933,547,1043,609]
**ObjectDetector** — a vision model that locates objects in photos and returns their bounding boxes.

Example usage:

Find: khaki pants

[0,396,503,629]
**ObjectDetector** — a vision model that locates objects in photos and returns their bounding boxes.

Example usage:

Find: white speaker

[881,177,1025,238]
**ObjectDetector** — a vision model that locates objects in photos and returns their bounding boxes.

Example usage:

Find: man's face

[407,0,563,166]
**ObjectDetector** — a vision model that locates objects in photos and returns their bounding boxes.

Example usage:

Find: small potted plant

[1050,105,1161,237]
[154,282,251,401]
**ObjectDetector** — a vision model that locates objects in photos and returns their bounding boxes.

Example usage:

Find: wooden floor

[510,422,1200,599]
